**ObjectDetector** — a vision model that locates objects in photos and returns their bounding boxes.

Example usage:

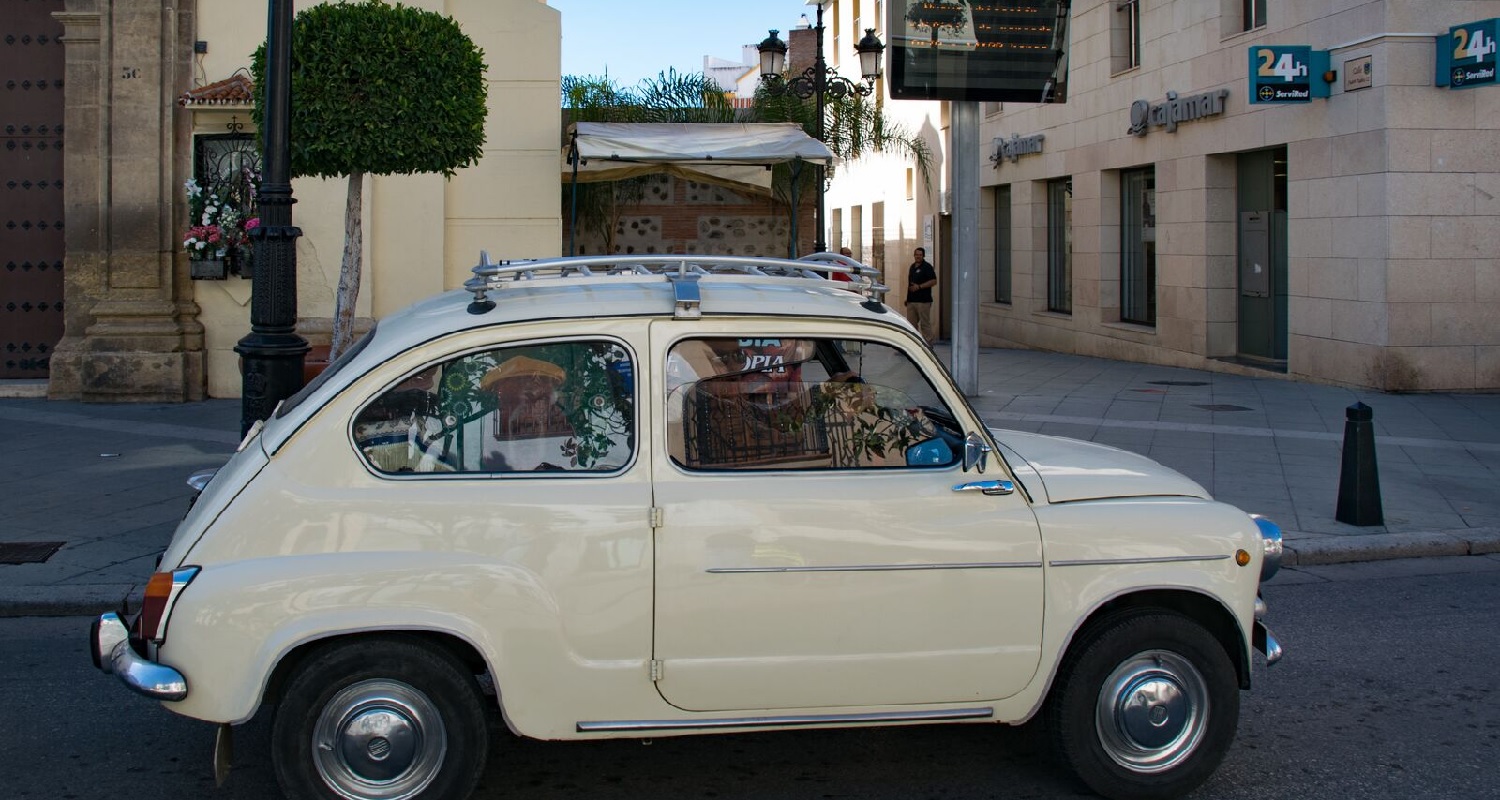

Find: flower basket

[183,171,260,280]
[191,258,228,280]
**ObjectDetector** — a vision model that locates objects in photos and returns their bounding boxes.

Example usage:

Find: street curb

[4,529,1500,617]
[0,585,140,618]
[0,380,48,399]
[1282,527,1500,567]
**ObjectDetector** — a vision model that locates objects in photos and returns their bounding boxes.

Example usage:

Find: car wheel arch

[262,628,497,711]
[1062,589,1250,691]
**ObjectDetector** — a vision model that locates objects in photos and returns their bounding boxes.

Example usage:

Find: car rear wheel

[1047,611,1239,800]
[272,636,488,800]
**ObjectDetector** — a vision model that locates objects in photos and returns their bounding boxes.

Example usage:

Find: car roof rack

[463,251,889,318]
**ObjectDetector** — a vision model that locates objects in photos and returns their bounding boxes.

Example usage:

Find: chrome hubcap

[1095,650,1208,773]
[313,679,447,800]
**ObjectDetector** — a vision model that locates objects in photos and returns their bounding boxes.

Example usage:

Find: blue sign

[1436,18,1499,89]
[1248,46,1331,103]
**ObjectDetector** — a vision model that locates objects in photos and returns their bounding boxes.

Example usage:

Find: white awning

[563,122,833,194]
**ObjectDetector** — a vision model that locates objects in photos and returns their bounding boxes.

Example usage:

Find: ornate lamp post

[757,2,885,254]
[235,0,308,436]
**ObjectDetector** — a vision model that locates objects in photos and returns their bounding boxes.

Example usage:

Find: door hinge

[649,659,664,682]
[649,506,664,528]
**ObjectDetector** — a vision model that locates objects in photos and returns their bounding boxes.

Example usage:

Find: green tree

[251,0,488,358]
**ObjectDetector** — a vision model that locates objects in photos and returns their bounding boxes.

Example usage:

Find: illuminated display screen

[887,1,1070,103]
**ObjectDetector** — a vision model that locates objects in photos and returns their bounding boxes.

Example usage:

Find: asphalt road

[4,556,1497,799]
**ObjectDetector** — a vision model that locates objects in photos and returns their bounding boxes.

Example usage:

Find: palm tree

[749,86,933,246]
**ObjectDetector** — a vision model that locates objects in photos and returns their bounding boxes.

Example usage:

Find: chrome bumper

[1253,620,1283,666]
[90,612,188,701]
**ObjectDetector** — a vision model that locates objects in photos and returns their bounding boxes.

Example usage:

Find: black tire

[1046,611,1239,800]
[272,635,489,800]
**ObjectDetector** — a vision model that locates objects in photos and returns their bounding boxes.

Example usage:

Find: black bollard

[1335,401,1384,526]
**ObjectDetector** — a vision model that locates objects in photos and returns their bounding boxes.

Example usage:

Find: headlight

[1251,515,1282,582]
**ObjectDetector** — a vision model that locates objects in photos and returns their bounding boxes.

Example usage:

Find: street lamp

[235,0,308,436]
[757,0,884,255]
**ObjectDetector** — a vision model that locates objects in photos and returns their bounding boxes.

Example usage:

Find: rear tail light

[139,566,200,643]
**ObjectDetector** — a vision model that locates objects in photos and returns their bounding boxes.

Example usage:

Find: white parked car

[91,253,1282,800]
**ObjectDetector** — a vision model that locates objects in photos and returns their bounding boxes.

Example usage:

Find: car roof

[260,254,914,453]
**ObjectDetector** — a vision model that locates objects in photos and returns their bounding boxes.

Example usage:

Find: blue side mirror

[906,439,955,466]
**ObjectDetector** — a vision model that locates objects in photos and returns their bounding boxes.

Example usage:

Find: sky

[549,0,823,87]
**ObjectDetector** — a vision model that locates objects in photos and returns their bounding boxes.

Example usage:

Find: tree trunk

[329,171,365,360]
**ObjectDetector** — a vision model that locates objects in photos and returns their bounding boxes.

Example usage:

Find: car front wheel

[1047,611,1239,800]
[272,636,489,800]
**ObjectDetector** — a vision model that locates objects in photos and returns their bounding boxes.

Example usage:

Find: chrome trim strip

[95,613,189,701]
[706,561,1044,574]
[577,706,994,733]
[1048,554,1231,568]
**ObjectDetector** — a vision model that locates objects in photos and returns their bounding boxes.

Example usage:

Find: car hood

[987,428,1210,504]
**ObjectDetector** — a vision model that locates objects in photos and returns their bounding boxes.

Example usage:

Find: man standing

[832,247,854,282]
[906,247,937,344]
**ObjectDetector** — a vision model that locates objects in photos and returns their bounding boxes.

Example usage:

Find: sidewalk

[3,346,1499,616]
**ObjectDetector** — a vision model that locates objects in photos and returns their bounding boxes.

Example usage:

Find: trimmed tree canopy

[251,0,488,179]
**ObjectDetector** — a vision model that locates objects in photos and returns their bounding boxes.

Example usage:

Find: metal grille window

[1243,0,1266,31]
[1047,178,1072,314]
[1113,0,1142,72]
[1120,168,1157,325]
[191,133,262,275]
[993,186,1011,304]
[194,133,261,216]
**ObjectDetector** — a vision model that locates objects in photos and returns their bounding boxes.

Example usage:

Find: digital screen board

[887,0,1071,103]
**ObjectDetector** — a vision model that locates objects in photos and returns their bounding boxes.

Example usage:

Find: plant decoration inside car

[432,343,634,470]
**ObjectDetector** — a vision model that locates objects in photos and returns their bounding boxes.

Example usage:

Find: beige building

[32,0,560,401]
[829,0,1500,391]
[815,0,948,321]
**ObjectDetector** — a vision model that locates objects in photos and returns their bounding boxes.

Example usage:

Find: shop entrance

[1236,147,1288,364]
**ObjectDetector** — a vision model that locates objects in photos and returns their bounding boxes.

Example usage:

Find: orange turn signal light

[1235,549,1252,567]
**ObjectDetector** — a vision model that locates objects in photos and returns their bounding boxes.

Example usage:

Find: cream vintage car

[91,253,1282,800]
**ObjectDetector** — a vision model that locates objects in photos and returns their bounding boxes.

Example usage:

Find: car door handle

[953,480,1015,496]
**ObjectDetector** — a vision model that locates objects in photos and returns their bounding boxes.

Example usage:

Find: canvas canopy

[563,122,834,194]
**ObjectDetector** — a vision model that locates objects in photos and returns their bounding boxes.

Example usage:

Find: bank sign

[1248,46,1330,103]
[1436,18,1499,89]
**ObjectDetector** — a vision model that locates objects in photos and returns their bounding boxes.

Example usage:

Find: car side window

[353,340,634,475]
[665,337,961,471]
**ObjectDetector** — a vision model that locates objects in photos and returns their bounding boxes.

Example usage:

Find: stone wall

[564,176,815,258]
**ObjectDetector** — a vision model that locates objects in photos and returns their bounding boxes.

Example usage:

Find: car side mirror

[963,432,991,473]
[905,438,955,467]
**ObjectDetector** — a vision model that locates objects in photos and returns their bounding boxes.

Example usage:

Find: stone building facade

[563,174,816,259]
[973,0,1500,390]
[36,0,561,401]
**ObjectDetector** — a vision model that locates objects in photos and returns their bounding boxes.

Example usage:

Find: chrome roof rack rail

[463,252,890,315]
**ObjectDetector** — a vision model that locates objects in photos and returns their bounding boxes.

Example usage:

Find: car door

[649,321,1044,712]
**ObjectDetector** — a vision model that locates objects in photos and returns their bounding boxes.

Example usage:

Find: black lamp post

[757,2,884,255]
[235,0,308,436]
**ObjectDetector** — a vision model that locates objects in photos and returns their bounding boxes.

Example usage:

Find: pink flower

[244,217,260,231]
